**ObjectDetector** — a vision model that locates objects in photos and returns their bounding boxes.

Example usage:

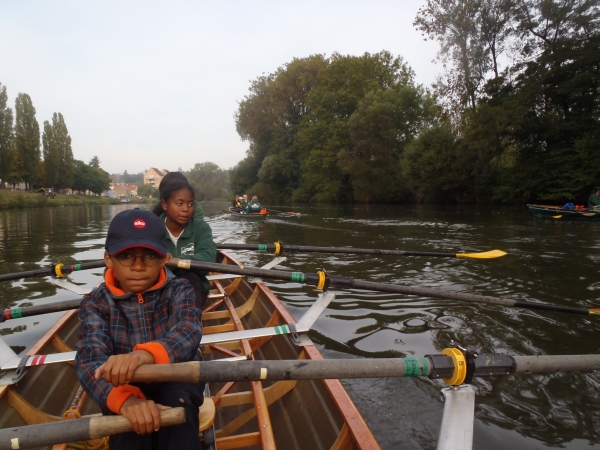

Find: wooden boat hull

[0,251,379,449]
[527,204,600,219]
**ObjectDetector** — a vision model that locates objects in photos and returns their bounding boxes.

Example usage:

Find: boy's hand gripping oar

[0,408,184,450]
[167,258,600,317]
[217,243,507,259]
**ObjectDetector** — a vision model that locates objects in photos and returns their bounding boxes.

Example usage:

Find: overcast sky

[1,1,439,175]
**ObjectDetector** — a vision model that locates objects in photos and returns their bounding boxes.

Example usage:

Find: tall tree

[186,162,229,201]
[89,156,100,168]
[42,113,74,190]
[14,93,40,190]
[0,83,13,188]
[414,0,514,115]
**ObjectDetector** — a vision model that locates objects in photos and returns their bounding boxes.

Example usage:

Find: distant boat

[527,204,599,219]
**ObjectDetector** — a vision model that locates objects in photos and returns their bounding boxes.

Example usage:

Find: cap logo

[133,219,146,228]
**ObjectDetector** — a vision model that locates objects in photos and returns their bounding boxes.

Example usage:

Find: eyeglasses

[113,251,162,266]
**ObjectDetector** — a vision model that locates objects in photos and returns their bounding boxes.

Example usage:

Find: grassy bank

[0,190,122,210]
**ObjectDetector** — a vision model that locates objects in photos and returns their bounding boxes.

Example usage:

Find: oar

[167,259,600,317]
[129,354,600,385]
[0,408,184,450]
[0,298,83,323]
[216,243,506,259]
[0,261,105,282]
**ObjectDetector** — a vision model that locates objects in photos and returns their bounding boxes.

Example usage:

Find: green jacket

[150,200,204,220]
[589,193,600,209]
[161,216,217,293]
[247,201,262,213]
[240,200,248,210]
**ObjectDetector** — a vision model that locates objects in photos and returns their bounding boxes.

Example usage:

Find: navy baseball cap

[105,209,167,257]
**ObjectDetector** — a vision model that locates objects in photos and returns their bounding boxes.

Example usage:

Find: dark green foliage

[13,93,40,190]
[72,160,109,195]
[89,156,100,168]
[119,170,143,185]
[186,162,229,201]
[137,183,157,198]
[0,84,13,188]
[233,51,431,203]
[42,113,74,190]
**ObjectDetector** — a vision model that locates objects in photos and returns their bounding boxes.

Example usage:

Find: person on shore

[246,195,262,213]
[588,186,600,210]
[159,180,216,309]
[75,209,204,449]
[151,172,204,220]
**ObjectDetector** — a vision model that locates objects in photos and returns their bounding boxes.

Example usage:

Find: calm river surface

[0,203,599,449]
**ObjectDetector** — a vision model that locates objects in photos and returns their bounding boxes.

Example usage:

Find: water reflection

[0,203,599,449]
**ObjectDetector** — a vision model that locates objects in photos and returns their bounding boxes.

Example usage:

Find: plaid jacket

[75,268,202,413]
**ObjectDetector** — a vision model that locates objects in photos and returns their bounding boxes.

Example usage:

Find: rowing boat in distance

[527,204,600,219]
[0,251,379,449]
[228,207,268,221]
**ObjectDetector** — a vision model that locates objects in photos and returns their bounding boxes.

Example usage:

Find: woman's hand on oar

[169,258,599,317]
[0,408,184,450]
[216,243,507,259]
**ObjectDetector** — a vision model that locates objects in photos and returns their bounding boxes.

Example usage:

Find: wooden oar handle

[0,408,185,450]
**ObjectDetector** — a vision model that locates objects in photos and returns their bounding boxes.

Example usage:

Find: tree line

[231,0,600,203]
[0,84,109,195]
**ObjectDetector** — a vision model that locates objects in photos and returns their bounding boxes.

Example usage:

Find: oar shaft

[168,259,592,316]
[0,261,105,282]
[0,408,185,450]
[0,298,83,323]
[131,354,600,384]
[217,243,457,258]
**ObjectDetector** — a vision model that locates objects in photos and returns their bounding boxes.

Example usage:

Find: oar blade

[553,215,562,219]
[456,250,507,259]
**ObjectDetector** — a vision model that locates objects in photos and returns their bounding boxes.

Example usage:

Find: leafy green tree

[120,170,143,185]
[14,93,40,190]
[234,55,329,201]
[89,156,100,168]
[42,113,74,190]
[137,183,157,198]
[72,160,110,195]
[0,83,13,188]
[186,162,229,201]
[296,51,415,202]
[341,85,436,202]
[403,125,473,201]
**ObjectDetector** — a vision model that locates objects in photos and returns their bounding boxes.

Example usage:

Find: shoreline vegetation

[0,190,123,210]
[230,3,600,205]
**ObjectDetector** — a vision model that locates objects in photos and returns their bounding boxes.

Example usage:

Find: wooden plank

[203,298,224,313]
[216,432,261,450]
[27,310,78,356]
[255,281,297,324]
[224,277,242,296]
[208,344,240,359]
[203,323,236,334]
[7,389,60,424]
[199,397,216,432]
[0,385,9,400]
[331,423,354,450]
[51,335,73,354]
[216,280,276,448]
[212,382,236,407]
[303,345,381,450]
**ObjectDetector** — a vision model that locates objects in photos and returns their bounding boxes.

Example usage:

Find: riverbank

[0,190,122,210]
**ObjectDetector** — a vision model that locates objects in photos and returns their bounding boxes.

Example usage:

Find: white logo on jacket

[181,243,195,255]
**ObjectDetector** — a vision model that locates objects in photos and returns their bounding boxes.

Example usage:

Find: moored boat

[527,204,600,219]
[0,251,379,449]
[228,207,268,221]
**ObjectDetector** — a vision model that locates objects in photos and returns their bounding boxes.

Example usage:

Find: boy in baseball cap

[75,209,204,449]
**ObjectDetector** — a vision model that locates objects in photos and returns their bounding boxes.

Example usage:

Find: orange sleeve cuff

[107,385,146,414]
[134,342,170,364]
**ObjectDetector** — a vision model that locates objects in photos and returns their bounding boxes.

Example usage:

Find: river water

[0,203,599,449]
